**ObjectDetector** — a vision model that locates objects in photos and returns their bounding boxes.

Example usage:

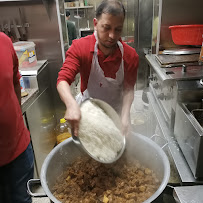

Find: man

[66,10,77,45]
[57,0,139,136]
[0,32,34,203]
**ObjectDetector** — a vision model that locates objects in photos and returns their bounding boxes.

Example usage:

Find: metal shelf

[65,6,93,9]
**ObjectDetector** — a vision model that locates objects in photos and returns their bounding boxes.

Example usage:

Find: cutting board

[155,54,199,65]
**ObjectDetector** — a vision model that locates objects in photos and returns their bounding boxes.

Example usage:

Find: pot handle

[27,179,47,197]
[150,134,168,149]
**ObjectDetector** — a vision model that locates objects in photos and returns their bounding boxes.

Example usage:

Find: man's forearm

[121,88,134,118]
[57,81,76,108]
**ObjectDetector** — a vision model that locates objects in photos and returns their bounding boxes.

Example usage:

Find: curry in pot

[52,156,160,203]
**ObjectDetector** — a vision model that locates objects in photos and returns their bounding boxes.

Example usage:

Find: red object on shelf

[169,25,203,45]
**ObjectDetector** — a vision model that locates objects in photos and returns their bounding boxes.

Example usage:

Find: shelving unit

[65,6,93,10]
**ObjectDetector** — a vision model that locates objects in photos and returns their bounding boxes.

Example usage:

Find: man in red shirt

[57,0,139,136]
[0,32,34,203]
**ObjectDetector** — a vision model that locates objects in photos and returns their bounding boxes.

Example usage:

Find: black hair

[96,0,125,19]
[66,10,70,17]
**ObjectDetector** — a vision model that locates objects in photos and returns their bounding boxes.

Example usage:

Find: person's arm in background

[57,81,81,136]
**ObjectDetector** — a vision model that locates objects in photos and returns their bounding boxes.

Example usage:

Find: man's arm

[57,81,81,136]
[121,87,134,136]
[14,81,21,106]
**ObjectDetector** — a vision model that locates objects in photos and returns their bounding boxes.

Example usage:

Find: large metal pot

[29,132,170,203]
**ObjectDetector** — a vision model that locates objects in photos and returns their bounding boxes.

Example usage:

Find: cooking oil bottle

[55,118,72,144]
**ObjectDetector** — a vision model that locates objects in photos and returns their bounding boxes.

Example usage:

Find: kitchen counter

[21,88,39,114]
[145,54,203,184]
[145,54,203,81]
[173,186,203,203]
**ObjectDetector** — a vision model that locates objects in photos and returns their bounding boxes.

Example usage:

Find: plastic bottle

[55,118,72,144]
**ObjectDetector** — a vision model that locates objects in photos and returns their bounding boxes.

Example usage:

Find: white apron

[76,31,124,112]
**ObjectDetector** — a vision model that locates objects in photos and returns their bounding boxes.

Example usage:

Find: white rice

[78,100,123,162]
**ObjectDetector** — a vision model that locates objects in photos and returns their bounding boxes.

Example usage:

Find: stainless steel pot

[28,132,170,203]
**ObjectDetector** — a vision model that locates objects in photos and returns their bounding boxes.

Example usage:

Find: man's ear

[93,18,98,30]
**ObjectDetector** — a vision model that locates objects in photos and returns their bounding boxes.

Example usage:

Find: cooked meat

[52,156,160,203]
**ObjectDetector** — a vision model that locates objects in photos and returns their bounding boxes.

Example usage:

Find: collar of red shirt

[89,34,122,62]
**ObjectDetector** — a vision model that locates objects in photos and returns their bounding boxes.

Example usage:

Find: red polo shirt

[0,32,30,166]
[57,34,139,92]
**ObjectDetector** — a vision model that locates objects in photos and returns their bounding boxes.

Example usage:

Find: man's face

[94,13,124,49]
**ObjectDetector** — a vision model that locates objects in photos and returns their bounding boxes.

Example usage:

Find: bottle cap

[60,118,66,123]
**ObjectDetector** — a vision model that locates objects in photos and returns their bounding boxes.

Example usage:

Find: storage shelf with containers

[65,6,93,9]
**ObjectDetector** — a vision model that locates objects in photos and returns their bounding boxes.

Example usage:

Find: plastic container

[19,70,28,97]
[13,41,37,68]
[169,24,203,45]
[55,118,71,144]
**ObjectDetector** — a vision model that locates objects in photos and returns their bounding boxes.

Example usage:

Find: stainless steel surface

[147,92,201,184]
[39,132,170,203]
[26,87,56,178]
[21,61,57,178]
[174,103,203,178]
[20,60,47,76]
[173,186,203,203]
[147,52,203,181]
[162,48,201,55]
[135,0,153,89]
[146,54,177,128]
[21,88,39,113]
[0,0,66,121]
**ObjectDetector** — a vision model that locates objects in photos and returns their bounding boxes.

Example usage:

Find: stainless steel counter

[145,53,203,184]
[145,54,203,82]
[147,92,200,184]
[173,186,203,203]
[21,88,39,113]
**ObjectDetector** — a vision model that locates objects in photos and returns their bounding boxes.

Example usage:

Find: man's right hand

[64,101,81,137]
[57,81,81,137]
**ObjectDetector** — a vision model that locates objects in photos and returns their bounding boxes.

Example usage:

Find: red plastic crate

[169,25,203,45]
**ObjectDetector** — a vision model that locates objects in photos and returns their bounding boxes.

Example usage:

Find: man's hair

[96,0,125,19]
[66,10,70,17]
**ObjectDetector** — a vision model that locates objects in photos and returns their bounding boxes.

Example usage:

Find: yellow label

[19,50,28,65]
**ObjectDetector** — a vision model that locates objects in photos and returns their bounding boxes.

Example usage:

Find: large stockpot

[28,132,170,203]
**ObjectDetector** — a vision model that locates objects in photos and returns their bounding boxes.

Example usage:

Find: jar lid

[60,118,66,123]
[13,41,35,52]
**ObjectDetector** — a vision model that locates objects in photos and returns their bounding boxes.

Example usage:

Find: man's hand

[57,81,81,136]
[64,101,81,137]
